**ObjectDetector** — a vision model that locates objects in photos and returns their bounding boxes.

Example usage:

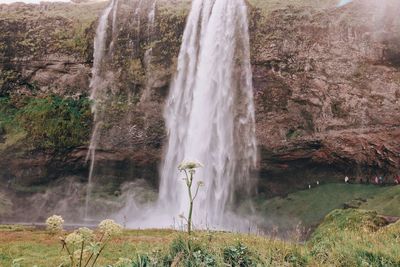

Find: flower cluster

[65,232,83,245]
[178,160,203,171]
[46,217,124,267]
[98,219,123,237]
[77,227,94,242]
[46,215,64,233]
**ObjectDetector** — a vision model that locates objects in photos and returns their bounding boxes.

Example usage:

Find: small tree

[178,160,204,235]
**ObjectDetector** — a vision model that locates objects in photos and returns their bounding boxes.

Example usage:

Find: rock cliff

[0,0,399,215]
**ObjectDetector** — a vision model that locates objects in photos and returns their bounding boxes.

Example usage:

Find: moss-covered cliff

[0,0,399,216]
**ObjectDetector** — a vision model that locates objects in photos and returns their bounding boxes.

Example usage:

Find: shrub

[163,236,216,267]
[223,243,255,267]
[284,250,308,267]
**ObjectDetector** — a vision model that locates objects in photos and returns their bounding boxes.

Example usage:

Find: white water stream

[123,0,258,230]
[84,0,116,219]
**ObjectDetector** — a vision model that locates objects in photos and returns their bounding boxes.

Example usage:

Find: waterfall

[84,0,117,220]
[138,0,258,230]
[86,0,159,221]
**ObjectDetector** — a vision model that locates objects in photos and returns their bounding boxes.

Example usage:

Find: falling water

[84,0,116,220]
[338,0,352,7]
[140,0,157,103]
[149,0,257,229]
[109,0,119,54]
[86,0,159,221]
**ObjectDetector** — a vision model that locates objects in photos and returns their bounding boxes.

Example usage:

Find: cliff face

[251,1,400,193]
[0,0,399,205]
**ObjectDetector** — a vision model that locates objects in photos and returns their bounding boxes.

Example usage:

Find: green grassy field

[1,208,399,266]
[1,184,399,266]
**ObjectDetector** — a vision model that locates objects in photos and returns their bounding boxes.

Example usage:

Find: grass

[0,208,399,266]
[309,209,400,266]
[0,226,302,266]
[0,228,167,266]
[252,183,400,229]
[248,0,338,15]
[360,186,400,216]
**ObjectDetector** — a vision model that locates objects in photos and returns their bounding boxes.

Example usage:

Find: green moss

[0,95,92,152]
[16,95,92,150]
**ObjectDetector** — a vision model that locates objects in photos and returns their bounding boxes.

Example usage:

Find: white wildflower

[77,227,94,242]
[98,219,123,237]
[45,215,64,233]
[178,160,203,171]
[65,232,83,245]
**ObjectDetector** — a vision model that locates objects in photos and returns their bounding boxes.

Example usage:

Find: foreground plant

[46,215,64,234]
[178,160,204,235]
[45,215,122,267]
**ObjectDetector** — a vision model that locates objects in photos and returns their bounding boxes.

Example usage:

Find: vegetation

[0,1,107,59]
[250,184,400,230]
[60,219,122,267]
[0,95,92,151]
[0,209,399,266]
[17,95,92,150]
[309,209,400,266]
[248,0,338,16]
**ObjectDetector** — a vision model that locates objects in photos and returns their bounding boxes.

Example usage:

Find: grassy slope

[253,184,400,228]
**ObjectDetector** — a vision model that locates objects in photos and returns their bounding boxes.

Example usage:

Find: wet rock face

[250,2,400,192]
[0,0,399,196]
